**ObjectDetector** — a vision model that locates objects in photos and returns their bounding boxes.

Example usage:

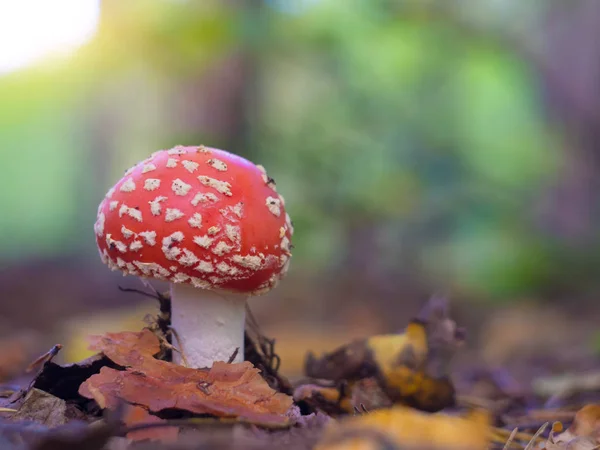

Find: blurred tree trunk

[535,0,600,244]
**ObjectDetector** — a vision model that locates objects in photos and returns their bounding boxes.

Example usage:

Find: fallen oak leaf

[79,330,294,429]
[314,405,490,450]
[87,330,291,403]
[80,365,293,427]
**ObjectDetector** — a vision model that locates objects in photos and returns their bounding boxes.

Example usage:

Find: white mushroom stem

[170,283,246,368]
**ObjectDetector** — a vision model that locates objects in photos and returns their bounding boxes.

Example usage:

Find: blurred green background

[2,0,600,374]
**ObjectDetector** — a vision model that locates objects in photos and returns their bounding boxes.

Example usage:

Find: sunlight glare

[0,0,100,74]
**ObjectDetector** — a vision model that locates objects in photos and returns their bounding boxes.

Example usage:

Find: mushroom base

[170,283,246,368]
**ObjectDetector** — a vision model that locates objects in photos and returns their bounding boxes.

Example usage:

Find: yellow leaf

[315,405,490,450]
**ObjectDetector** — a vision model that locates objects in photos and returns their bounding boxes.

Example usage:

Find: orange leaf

[80,330,294,427]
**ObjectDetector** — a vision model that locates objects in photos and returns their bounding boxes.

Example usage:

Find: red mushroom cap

[94,145,293,295]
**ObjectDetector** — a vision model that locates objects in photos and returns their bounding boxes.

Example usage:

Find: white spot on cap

[134,261,170,278]
[281,255,291,276]
[256,165,267,175]
[208,226,220,236]
[207,158,228,172]
[162,232,184,260]
[168,146,187,155]
[172,178,192,196]
[266,197,281,217]
[193,235,213,248]
[197,145,209,153]
[121,225,134,239]
[198,176,232,196]
[124,165,136,176]
[105,187,116,199]
[182,160,199,173]
[94,213,105,237]
[109,201,119,212]
[225,224,240,243]
[149,196,167,216]
[191,192,218,206]
[172,273,190,283]
[190,277,212,289]
[129,240,143,252]
[286,213,294,235]
[170,266,177,271]
[120,178,136,193]
[213,241,233,256]
[188,213,202,229]
[195,260,214,273]
[216,262,240,276]
[166,158,178,168]
[232,254,263,270]
[119,204,143,222]
[231,202,244,218]
[139,231,156,246]
[106,234,127,253]
[281,236,291,253]
[178,248,200,267]
[144,179,161,191]
[142,163,156,173]
[165,208,184,222]
[278,193,286,207]
[116,258,126,268]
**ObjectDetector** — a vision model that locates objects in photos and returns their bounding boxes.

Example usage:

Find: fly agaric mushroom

[94,145,293,368]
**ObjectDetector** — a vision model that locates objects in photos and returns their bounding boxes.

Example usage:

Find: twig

[502,428,519,450]
[0,408,17,413]
[26,344,62,373]
[169,326,189,368]
[118,286,161,301]
[227,348,239,364]
[525,422,549,450]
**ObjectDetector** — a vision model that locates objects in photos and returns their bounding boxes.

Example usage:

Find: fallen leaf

[294,378,392,416]
[79,330,294,428]
[546,404,600,450]
[314,406,490,450]
[8,389,78,427]
[303,296,463,413]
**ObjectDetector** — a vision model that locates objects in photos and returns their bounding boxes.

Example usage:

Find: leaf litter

[5,292,600,449]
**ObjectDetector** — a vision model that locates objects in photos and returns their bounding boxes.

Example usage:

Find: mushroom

[94,145,293,368]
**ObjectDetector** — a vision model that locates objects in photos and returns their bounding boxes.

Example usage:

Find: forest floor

[0,286,599,450]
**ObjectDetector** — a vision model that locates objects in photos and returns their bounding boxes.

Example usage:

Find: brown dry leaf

[79,330,293,427]
[314,405,490,450]
[546,405,600,450]
[294,378,392,416]
[304,297,463,413]
[123,405,178,442]
[8,388,72,427]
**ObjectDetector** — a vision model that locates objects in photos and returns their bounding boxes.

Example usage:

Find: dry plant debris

[544,404,600,450]
[299,296,463,414]
[79,329,294,434]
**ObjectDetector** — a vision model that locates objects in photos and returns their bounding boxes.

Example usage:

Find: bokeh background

[1,0,600,380]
